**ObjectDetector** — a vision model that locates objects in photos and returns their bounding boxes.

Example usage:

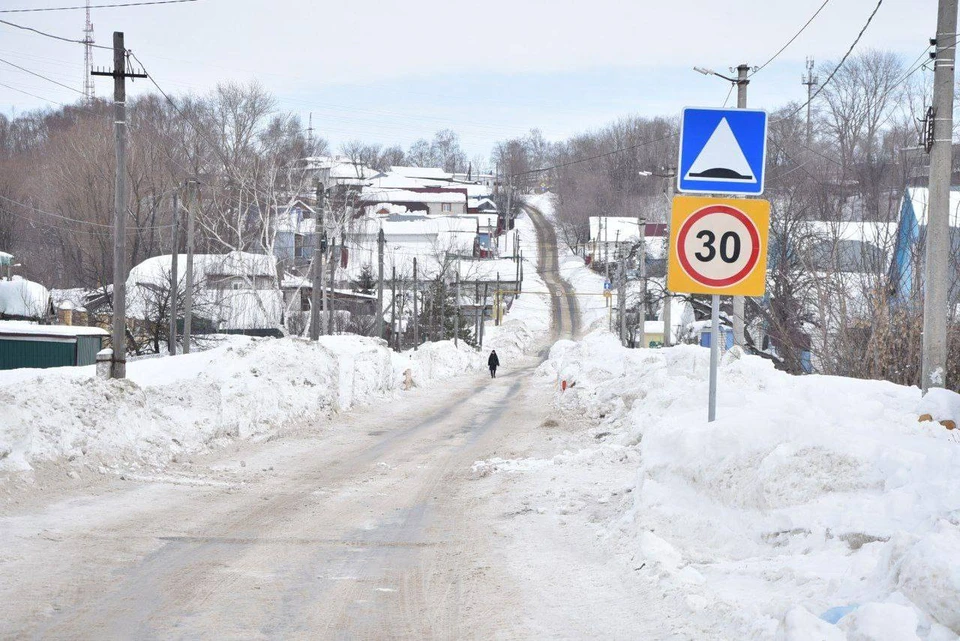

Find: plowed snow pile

[0,335,496,474]
[533,333,960,639]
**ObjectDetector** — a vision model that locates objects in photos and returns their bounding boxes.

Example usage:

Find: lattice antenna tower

[82,0,95,101]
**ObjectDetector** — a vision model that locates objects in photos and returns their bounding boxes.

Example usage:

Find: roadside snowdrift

[0,335,492,474]
[530,332,960,639]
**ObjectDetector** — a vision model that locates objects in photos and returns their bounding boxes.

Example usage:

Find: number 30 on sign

[668,195,770,297]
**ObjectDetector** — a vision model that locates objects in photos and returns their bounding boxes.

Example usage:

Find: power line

[787,0,885,119]
[0,18,111,49]
[0,55,84,94]
[752,0,832,76]
[0,80,66,106]
[0,191,175,231]
[510,132,680,178]
[0,0,198,13]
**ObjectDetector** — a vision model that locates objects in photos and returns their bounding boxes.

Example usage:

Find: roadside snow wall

[0,335,488,474]
[538,331,960,640]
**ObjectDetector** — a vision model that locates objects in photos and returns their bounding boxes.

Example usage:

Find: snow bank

[532,332,960,639]
[0,335,486,475]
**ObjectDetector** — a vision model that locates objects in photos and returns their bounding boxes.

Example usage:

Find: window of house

[231,281,242,290]
[442,203,452,212]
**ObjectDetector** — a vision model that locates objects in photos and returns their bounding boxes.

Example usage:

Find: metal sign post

[668,195,770,422]
[709,294,720,422]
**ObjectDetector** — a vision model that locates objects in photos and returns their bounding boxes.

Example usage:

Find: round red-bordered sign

[676,204,761,288]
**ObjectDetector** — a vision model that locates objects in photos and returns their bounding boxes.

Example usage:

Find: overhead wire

[0,55,84,94]
[0,0,198,13]
[751,0,832,76]
[0,18,112,49]
[784,0,885,120]
[0,80,66,106]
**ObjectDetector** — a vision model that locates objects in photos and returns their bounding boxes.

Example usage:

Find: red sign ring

[676,204,761,288]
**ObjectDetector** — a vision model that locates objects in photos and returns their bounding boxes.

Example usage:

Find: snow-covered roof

[351,215,478,237]
[0,320,107,337]
[904,187,960,227]
[589,217,654,243]
[126,252,281,330]
[389,166,452,180]
[128,251,278,288]
[360,188,467,204]
[0,277,49,318]
[801,220,898,244]
[305,155,380,180]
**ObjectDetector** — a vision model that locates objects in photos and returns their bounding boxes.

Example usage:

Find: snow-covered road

[2,357,555,639]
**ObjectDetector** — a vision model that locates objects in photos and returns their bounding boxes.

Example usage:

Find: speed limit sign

[668,195,770,296]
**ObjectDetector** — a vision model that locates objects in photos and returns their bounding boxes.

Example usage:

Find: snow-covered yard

[477,331,960,640]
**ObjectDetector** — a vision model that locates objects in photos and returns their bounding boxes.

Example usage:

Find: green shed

[0,321,109,370]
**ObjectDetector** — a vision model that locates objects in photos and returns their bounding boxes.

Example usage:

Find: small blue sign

[603,281,612,291]
[677,107,768,196]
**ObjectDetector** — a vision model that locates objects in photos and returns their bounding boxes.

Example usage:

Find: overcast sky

[0,0,943,159]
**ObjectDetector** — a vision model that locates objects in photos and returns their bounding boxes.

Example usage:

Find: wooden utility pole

[390,265,396,350]
[454,271,460,347]
[327,233,337,334]
[639,217,647,349]
[413,257,419,350]
[662,170,676,347]
[309,182,324,340]
[182,179,198,354]
[377,228,385,339]
[618,252,627,345]
[495,273,501,326]
[92,32,145,378]
[515,244,521,296]
[922,0,959,392]
[167,191,179,355]
[506,176,513,234]
[480,283,488,348]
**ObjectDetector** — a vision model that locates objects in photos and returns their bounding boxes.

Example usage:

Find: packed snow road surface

[4,366,550,639]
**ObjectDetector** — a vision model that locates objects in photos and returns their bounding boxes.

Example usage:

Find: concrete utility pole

[801,58,818,146]
[413,257,419,350]
[377,228,385,339]
[168,191,179,356]
[309,182,324,341]
[732,62,750,348]
[922,0,959,392]
[92,32,145,378]
[182,179,197,354]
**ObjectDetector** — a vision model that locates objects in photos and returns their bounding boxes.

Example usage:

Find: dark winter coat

[488,352,500,369]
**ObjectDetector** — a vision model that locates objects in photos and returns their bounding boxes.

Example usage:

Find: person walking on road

[488,349,500,378]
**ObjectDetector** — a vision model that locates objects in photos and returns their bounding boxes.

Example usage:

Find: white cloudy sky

[0,0,942,157]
